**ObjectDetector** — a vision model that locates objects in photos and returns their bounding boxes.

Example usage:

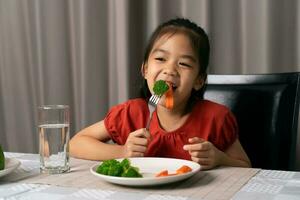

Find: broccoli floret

[0,145,4,170]
[97,165,109,175]
[108,163,123,176]
[153,80,169,96]
[121,166,142,178]
[106,159,119,166]
[96,159,142,178]
[96,159,120,175]
[120,158,130,170]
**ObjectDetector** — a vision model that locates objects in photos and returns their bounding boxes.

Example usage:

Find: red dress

[104,98,238,160]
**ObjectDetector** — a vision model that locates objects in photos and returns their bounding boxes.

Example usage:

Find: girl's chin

[158,101,176,110]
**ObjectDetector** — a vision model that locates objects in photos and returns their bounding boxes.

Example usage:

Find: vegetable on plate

[96,158,142,178]
[155,165,192,177]
[0,145,4,170]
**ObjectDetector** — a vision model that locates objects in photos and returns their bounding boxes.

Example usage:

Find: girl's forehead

[150,33,197,60]
[152,33,193,51]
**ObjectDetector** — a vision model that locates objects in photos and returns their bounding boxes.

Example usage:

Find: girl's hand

[183,137,222,170]
[122,128,150,158]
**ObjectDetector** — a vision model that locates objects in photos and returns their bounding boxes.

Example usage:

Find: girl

[70,18,251,170]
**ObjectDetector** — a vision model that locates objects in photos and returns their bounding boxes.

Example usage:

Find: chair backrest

[204,72,300,171]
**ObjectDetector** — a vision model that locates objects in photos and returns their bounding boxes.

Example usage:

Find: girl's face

[143,33,204,110]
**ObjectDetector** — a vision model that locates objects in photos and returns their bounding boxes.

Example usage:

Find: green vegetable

[153,80,169,96]
[0,145,4,170]
[120,158,130,169]
[96,158,142,178]
[122,166,142,177]
[108,163,123,176]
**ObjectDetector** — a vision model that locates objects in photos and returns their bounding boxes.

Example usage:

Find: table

[0,152,300,200]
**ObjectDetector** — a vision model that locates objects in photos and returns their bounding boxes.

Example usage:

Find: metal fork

[145,94,161,130]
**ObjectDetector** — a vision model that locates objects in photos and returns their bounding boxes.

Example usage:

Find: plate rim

[0,157,21,177]
[90,157,201,186]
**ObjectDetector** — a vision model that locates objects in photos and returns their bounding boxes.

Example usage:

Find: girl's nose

[163,64,178,76]
[163,68,177,76]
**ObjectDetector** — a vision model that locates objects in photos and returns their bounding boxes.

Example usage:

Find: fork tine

[153,95,158,101]
[150,95,155,102]
[150,95,156,101]
[154,97,160,104]
[149,94,161,106]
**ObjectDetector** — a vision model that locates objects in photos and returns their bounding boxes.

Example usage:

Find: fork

[145,94,161,130]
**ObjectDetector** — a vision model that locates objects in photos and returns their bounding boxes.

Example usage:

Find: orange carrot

[155,165,192,178]
[176,165,192,174]
[165,86,174,109]
[156,170,177,177]
[155,170,169,177]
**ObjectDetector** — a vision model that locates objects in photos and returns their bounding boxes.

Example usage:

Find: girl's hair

[139,18,210,112]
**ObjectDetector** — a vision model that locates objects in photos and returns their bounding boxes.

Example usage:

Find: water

[39,123,70,174]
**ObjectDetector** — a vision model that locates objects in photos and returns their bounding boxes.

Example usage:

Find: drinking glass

[38,105,70,174]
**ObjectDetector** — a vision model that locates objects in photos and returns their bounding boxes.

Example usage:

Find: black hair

[139,18,210,112]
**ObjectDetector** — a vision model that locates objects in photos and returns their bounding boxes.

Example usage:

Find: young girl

[70,18,251,170]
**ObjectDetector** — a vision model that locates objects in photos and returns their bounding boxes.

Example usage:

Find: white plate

[90,157,201,186]
[0,158,21,178]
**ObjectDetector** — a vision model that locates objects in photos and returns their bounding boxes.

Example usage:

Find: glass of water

[38,105,70,174]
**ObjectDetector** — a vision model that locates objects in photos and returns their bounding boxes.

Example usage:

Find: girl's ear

[193,75,205,91]
[141,63,148,78]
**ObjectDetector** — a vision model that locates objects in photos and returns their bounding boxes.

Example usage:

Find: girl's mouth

[171,84,177,91]
[166,81,178,91]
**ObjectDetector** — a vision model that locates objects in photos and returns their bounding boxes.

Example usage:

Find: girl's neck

[156,104,190,132]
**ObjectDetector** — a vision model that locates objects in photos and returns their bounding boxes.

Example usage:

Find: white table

[0,152,299,200]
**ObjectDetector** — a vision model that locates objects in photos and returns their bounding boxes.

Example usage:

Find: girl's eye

[155,57,165,62]
[179,62,192,67]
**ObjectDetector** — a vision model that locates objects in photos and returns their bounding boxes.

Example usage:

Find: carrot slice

[156,170,177,177]
[155,165,192,178]
[165,86,174,109]
[176,165,192,174]
[155,170,169,177]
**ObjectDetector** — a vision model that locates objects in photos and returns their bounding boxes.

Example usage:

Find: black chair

[204,72,300,171]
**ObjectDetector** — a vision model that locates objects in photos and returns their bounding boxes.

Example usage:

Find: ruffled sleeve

[104,99,148,145]
[104,103,128,145]
[210,110,238,151]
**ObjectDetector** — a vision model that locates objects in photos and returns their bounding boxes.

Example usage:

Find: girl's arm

[219,139,251,168]
[70,120,150,161]
[69,120,124,160]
